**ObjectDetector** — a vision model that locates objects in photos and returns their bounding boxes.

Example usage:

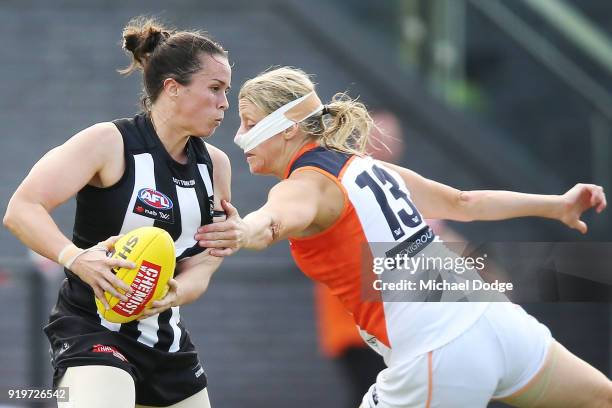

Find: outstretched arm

[195,170,323,254]
[383,162,607,234]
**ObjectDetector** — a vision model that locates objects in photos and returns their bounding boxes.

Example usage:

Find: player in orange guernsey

[196,67,611,407]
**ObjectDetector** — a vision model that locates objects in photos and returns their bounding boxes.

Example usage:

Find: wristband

[57,244,84,269]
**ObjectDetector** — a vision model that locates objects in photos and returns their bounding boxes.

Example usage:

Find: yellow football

[96,226,176,323]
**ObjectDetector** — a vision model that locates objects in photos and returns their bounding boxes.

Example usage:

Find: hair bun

[142,29,167,53]
[123,33,140,53]
[121,17,172,64]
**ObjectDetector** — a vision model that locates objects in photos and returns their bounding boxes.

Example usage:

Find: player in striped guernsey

[4,17,231,408]
[198,67,611,407]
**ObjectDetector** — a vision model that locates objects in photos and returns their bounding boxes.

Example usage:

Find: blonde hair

[238,67,374,155]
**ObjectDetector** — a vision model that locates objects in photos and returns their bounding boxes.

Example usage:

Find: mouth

[245,153,254,159]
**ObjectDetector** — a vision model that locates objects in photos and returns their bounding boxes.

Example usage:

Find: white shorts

[362,302,553,408]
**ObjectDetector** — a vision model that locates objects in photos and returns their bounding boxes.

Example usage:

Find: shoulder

[70,122,121,146]
[62,122,123,159]
[290,147,352,178]
[204,142,231,173]
[289,165,341,191]
[204,142,231,201]
[283,168,338,199]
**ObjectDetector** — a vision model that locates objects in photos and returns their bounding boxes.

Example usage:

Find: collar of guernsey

[283,142,321,179]
[234,91,324,153]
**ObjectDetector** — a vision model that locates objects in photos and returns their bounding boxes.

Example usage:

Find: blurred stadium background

[0,0,610,407]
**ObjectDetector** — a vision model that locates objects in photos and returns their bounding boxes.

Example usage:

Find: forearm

[175,253,222,305]
[3,200,73,262]
[242,209,279,250]
[457,190,564,222]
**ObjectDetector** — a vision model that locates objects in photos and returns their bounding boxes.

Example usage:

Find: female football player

[197,67,611,407]
[4,17,231,408]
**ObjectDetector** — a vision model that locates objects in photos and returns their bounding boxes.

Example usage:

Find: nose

[234,131,242,145]
[219,92,229,111]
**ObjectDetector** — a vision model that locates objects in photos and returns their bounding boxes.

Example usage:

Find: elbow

[3,201,19,233]
[452,191,476,222]
[2,212,12,231]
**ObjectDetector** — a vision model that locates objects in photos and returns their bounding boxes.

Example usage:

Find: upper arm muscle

[206,142,231,207]
[12,123,122,211]
[260,172,324,240]
[379,161,462,220]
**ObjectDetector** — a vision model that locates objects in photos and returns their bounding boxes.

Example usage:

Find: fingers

[195,226,239,248]
[93,287,110,310]
[167,279,178,291]
[199,240,238,250]
[139,305,168,319]
[221,200,239,217]
[106,257,136,271]
[597,195,607,213]
[209,247,237,257]
[98,235,123,250]
[573,219,588,234]
[196,229,237,242]
[108,272,132,294]
[593,187,607,213]
[197,221,233,234]
[139,285,178,319]
[99,277,129,302]
[581,185,607,213]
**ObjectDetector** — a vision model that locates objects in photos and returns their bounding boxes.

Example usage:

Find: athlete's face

[236,99,285,176]
[174,54,231,137]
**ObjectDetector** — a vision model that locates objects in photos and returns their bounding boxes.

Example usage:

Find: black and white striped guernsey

[63,112,214,352]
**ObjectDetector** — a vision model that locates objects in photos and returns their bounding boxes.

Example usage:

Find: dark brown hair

[120,16,227,110]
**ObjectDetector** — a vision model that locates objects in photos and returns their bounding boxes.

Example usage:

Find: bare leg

[57,365,135,408]
[500,341,612,408]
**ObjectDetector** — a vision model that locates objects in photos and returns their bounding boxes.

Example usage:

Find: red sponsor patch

[92,344,128,362]
[112,261,161,317]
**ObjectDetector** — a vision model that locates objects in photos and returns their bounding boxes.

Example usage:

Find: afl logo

[137,188,173,210]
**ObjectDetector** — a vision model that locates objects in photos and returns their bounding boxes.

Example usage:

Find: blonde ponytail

[317,92,374,155]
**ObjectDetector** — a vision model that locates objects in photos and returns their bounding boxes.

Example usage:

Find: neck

[272,137,317,179]
[150,107,190,163]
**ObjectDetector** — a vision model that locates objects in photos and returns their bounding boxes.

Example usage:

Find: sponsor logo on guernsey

[55,341,70,360]
[112,261,161,317]
[385,225,435,262]
[92,344,129,362]
[133,188,174,224]
[194,363,205,378]
[172,177,196,187]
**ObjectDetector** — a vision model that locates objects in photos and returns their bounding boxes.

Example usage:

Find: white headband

[235,92,324,152]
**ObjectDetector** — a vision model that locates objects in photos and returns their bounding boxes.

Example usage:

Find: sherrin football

[96,226,176,323]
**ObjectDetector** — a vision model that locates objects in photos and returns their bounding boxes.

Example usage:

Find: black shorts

[44,301,207,406]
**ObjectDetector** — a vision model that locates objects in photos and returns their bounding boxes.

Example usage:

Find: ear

[162,78,180,98]
[282,124,299,140]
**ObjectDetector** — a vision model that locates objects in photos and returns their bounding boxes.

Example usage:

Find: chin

[247,164,262,175]
[201,129,215,138]
[192,125,215,138]
[247,162,267,175]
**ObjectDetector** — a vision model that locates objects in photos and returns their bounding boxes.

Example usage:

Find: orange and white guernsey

[286,144,488,365]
